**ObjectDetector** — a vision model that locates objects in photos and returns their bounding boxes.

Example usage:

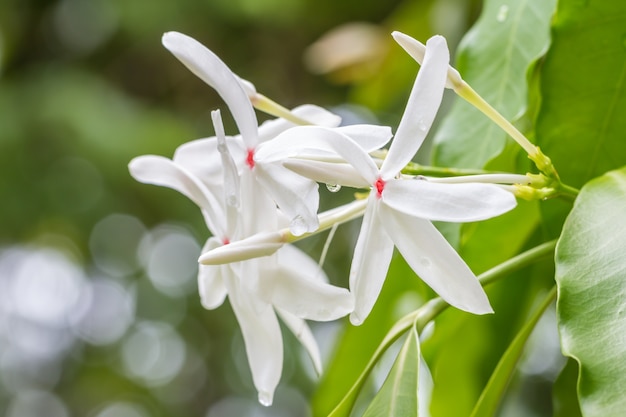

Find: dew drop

[258,391,273,407]
[496,5,509,22]
[225,194,238,207]
[289,215,308,236]
[419,257,431,268]
[416,119,428,132]
[217,142,227,153]
[325,183,342,193]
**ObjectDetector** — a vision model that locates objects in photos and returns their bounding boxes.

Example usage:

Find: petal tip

[258,391,274,407]
[349,313,363,326]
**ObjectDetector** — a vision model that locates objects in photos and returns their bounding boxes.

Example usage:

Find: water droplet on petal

[325,183,342,193]
[217,142,227,153]
[416,119,427,132]
[258,391,273,407]
[226,194,238,207]
[496,5,509,22]
[289,215,308,236]
[419,257,431,268]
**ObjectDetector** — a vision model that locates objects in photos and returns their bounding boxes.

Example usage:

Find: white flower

[129,110,354,405]
[161,31,392,236]
[277,35,517,325]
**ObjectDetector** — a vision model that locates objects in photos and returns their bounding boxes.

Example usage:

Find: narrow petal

[128,155,226,237]
[255,163,320,236]
[382,179,517,222]
[349,196,395,325]
[269,245,354,321]
[227,280,283,406]
[161,32,258,148]
[391,31,463,89]
[213,110,242,238]
[283,159,370,189]
[275,308,323,376]
[380,35,449,178]
[173,136,247,183]
[197,238,227,309]
[198,231,284,265]
[379,205,493,314]
[256,126,379,185]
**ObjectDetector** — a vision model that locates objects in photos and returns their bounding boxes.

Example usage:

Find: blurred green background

[0,0,503,416]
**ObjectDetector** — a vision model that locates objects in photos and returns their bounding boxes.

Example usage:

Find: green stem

[455,81,538,158]
[326,239,557,416]
[556,182,580,200]
[402,162,490,177]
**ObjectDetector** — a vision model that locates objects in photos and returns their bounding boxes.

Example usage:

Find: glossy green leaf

[553,358,583,417]
[432,0,556,169]
[312,255,427,417]
[362,325,420,417]
[470,287,556,417]
[555,167,626,416]
[536,0,626,188]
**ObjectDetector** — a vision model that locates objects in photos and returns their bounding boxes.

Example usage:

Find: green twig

[402,162,491,177]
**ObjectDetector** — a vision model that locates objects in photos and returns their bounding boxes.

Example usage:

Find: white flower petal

[161,32,259,148]
[198,238,228,309]
[240,170,278,235]
[306,126,380,184]
[392,31,463,89]
[257,104,342,143]
[128,155,225,237]
[255,125,382,177]
[198,231,284,265]
[336,124,392,153]
[283,159,370,189]
[382,179,517,222]
[268,245,353,321]
[236,75,258,97]
[380,35,449,178]
[349,196,395,325]
[255,164,320,235]
[227,281,283,406]
[378,205,493,315]
[275,308,323,376]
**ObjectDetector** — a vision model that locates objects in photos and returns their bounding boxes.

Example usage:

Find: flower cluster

[129,31,518,405]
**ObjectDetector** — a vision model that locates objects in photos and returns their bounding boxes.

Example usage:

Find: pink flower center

[246,149,255,169]
[222,238,230,245]
[375,177,385,198]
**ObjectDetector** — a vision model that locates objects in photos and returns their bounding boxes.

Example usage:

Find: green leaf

[553,358,583,417]
[536,0,626,188]
[555,166,626,417]
[432,0,556,169]
[470,287,556,417]
[362,325,421,417]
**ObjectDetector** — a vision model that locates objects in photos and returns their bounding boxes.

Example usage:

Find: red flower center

[375,178,385,198]
[246,149,255,169]
[222,238,230,245]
